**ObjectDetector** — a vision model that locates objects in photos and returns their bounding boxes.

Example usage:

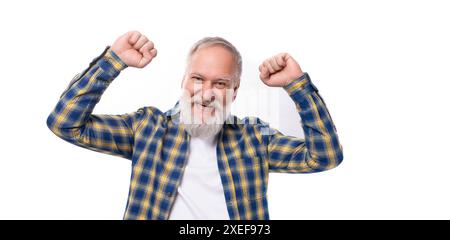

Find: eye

[192,76,202,82]
[215,82,227,88]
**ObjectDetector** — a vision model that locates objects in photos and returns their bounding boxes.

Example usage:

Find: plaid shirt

[47,47,343,220]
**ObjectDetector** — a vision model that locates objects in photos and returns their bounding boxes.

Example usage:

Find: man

[46,31,343,220]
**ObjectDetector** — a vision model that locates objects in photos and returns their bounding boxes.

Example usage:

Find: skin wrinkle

[180,45,238,138]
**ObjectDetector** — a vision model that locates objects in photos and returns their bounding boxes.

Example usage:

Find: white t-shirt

[168,134,230,220]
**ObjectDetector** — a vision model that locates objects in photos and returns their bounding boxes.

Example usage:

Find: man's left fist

[259,53,304,87]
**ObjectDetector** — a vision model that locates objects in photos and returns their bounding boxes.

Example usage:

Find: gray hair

[187,37,242,82]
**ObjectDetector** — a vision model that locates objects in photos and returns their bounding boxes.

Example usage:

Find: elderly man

[46,31,343,220]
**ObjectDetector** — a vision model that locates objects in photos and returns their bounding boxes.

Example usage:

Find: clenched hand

[259,53,304,87]
[111,31,157,68]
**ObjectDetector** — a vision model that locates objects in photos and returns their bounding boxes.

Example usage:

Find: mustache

[189,96,222,109]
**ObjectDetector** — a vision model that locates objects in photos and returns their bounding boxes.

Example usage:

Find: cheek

[182,83,195,98]
[215,89,233,106]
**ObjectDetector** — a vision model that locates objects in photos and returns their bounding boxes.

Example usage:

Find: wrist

[104,46,128,71]
[284,71,305,87]
[283,72,310,94]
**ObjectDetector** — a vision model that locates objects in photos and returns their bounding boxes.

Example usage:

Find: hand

[110,31,157,68]
[259,53,304,87]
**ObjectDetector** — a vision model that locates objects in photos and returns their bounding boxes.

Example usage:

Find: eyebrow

[191,73,232,82]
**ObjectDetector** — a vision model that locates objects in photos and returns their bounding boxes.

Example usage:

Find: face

[181,45,239,125]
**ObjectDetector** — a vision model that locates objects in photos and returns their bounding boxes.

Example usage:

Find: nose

[202,90,215,104]
[193,81,215,102]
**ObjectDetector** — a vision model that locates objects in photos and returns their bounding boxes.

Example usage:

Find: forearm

[47,47,127,139]
[283,73,343,171]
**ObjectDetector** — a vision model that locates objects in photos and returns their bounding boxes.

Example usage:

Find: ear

[232,80,240,101]
[181,74,186,88]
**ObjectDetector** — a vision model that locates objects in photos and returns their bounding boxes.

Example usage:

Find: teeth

[196,103,212,109]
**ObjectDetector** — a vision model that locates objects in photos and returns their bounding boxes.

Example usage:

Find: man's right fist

[111,31,157,68]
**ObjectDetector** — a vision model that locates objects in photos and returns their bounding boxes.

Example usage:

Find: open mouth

[194,102,214,109]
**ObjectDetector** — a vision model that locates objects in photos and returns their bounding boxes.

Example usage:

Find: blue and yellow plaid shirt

[47,47,343,220]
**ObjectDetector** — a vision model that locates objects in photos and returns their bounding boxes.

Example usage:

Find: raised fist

[259,53,303,87]
[111,31,157,68]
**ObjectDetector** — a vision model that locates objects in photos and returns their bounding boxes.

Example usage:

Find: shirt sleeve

[266,72,344,173]
[46,47,145,160]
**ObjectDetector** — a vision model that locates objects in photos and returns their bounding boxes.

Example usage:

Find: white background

[0,0,449,219]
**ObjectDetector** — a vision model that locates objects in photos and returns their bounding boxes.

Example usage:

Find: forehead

[187,45,236,78]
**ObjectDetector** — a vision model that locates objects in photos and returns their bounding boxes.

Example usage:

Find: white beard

[179,92,230,138]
